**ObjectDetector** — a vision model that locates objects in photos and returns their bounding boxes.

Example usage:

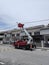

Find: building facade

[0,24,49,47]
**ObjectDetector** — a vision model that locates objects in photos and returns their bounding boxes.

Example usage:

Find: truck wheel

[30,49,32,51]
[23,46,26,50]
[15,46,17,49]
[26,45,30,50]
[34,45,36,49]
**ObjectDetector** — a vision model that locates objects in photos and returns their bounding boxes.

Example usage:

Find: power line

[0,19,49,30]
[23,19,49,24]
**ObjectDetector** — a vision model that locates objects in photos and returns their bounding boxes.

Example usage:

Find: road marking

[0,62,5,65]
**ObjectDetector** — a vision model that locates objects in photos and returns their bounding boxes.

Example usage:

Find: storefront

[40,28,49,47]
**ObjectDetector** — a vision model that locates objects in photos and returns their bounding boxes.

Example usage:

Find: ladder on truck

[18,23,33,50]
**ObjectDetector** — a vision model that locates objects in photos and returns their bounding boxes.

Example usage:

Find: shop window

[16,33,20,36]
[34,32,40,35]
[29,32,32,35]
[0,33,4,35]
[0,38,3,40]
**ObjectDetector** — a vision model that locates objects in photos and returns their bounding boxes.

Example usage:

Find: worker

[30,39,33,51]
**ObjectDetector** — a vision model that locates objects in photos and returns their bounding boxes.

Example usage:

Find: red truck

[13,40,36,50]
[13,23,36,50]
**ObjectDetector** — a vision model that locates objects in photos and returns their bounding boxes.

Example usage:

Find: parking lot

[0,44,49,65]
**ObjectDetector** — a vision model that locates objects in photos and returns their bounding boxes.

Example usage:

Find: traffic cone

[30,44,32,51]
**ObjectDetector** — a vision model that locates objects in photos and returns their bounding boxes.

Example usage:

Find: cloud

[0,15,17,31]
[0,0,49,31]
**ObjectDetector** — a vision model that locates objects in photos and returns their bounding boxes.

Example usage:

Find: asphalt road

[0,44,49,65]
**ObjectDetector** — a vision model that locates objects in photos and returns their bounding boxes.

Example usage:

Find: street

[0,44,49,65]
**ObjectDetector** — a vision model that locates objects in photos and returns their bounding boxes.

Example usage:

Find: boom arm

[23,28,32,44]
[18,23,33,44]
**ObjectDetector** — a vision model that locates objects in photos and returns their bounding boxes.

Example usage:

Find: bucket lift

[14,23,36,50]
[18,23,32,44]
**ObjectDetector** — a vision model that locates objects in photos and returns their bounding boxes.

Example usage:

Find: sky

[0,0,49,31]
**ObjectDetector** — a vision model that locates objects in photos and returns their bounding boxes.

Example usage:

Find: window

[16,33,20,36]
[0,33,4,35]
[34,32,40,35]
[12,34,15,36]
[29,32,32,35]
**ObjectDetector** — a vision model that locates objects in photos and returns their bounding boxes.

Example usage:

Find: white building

[0,24,49,47]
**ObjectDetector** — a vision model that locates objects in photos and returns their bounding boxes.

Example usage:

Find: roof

[0,25,46,33]
[40,26,49,30]
[26,25,45,30]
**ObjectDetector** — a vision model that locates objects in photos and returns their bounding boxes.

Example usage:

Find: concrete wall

[40,29,49,35]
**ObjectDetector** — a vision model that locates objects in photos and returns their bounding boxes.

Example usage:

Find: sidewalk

[37,47,49,50]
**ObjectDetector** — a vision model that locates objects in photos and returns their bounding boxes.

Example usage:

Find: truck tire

[23,46,26,50]
[34,45,36,48]
[30,49,32,51]
[15,46,17,49]
[25,45,30,50]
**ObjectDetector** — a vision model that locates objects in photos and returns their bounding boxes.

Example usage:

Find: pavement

[0,44,49,65]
